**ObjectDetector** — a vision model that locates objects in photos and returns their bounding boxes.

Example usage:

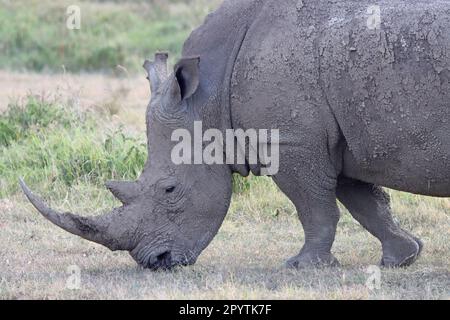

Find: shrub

[0,97,147,196]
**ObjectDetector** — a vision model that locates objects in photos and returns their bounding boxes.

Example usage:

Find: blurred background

[0,0,222,116]
[0,0,221,72]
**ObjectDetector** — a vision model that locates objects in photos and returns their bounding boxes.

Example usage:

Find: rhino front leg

[274,171,341,268]
[289,193,341,268]
[336,178,423,268]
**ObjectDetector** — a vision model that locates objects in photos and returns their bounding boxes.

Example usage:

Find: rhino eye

[165,186,176,194]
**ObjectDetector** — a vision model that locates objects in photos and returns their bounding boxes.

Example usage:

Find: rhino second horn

[105,180,140,205]
[154,52,168,76]
[19,178,125,251]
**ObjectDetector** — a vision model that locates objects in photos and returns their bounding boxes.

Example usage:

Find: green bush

[0,98,75,147]
[0,97,147,196]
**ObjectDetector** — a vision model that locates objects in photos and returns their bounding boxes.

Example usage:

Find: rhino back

[230,0,450,195]
[320,1,450,193]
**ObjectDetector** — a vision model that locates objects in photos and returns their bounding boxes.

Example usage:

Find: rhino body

[22,0,450,269]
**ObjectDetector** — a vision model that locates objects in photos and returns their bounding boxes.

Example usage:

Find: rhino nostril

[156,251,172,266]
[145,251,174,270]
[165,186,175,194]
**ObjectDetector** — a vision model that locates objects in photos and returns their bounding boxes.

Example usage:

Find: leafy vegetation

[0,97,147,196]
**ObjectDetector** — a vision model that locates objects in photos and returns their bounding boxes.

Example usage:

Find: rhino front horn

[19,178,127,251]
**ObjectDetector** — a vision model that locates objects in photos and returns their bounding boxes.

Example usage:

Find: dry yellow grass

[0,70,150,132]
[0,72,449,300]
[0,177,449,299]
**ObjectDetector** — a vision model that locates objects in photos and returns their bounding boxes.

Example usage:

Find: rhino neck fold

[219,24,251,135]
[219,24,252,176]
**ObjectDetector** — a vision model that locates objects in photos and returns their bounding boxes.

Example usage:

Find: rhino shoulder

[182,0,266,57]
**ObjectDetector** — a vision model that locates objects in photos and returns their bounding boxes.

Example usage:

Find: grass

[1,182,449,299]
[0,97,146,197]
[0,0,221,73]
[0,96,449,299]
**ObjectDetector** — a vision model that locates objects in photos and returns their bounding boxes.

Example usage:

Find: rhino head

[20,53,233,270]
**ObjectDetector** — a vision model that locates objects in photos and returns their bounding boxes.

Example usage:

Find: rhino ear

[105,181,141,205]
[173,57,200,100]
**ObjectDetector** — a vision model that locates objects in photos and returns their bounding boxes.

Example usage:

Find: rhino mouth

[146,251,196,270]
[131,242,196,270]
[147,250,173,270]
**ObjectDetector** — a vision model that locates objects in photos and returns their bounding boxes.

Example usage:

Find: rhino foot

[381,235,423,268]
[285,251,340,269]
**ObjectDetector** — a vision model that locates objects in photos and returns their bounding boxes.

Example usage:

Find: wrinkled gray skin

[22,0,450,270]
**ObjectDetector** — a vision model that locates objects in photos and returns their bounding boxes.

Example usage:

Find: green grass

[0,0,221,73]
[0,97,147,197]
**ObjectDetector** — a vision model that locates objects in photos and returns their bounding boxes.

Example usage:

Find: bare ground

[0,189,449,300]
[0,72,449,300]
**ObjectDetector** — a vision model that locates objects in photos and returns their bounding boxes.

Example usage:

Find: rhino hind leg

[336,178,423,268]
